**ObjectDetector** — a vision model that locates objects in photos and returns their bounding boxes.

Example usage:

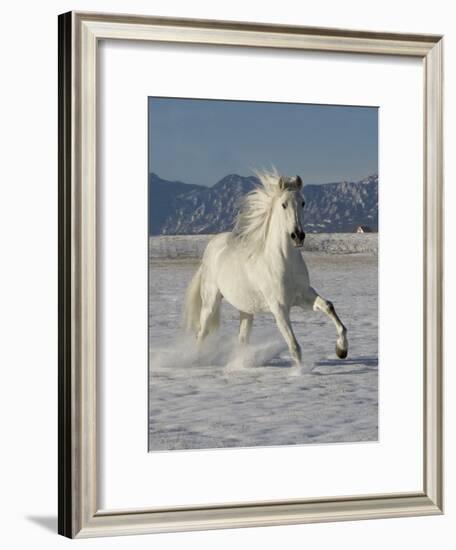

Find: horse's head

[276,175,306,247]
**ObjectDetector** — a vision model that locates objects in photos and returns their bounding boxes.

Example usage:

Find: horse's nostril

[300,231,306,240]
[290,232,296,240]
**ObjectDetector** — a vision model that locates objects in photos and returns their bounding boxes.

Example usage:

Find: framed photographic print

[58,11,443,538]
[147,98,379,452]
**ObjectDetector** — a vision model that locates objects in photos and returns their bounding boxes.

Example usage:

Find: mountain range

[148,173,378,235]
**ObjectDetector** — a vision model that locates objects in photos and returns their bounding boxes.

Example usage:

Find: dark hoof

[336,345,348,359]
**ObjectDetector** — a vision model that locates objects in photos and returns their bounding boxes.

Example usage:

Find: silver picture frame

[58,11,444,538]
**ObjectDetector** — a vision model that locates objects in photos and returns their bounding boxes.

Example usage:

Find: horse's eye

[302,201,305,207]
[282,203,287,209]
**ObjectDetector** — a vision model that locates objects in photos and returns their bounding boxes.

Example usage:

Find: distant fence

[149,233,378,260]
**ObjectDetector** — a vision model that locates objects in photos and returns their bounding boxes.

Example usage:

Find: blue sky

[148,97,378,186]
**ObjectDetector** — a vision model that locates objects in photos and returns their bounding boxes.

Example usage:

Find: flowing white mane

[233,169,299,254]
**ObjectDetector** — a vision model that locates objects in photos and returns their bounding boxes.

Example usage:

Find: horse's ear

[278,177,285,190]
[296,175,303,188]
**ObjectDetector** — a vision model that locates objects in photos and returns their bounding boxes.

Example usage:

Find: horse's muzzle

[291,230,305,247]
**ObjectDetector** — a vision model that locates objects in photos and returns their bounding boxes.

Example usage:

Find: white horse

[184,170,348,366]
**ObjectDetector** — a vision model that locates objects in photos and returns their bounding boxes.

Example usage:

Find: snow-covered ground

[149,235,378,451]
[149,232,378,260]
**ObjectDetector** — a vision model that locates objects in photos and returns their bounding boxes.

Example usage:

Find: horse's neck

[264,224,299,266]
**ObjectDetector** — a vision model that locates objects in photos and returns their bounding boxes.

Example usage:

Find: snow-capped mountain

[148,173,378,235]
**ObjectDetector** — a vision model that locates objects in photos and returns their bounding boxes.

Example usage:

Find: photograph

[0,1,447,544]
[148,97,379,451]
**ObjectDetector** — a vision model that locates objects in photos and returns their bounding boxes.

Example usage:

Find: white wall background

[0,1,453,548]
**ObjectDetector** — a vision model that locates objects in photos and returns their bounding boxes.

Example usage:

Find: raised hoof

[336,345,348,359]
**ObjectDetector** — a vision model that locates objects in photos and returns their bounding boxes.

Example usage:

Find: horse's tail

[184,264,204,334]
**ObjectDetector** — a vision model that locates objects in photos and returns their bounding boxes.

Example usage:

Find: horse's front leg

[268,302,301,366]
[312,294,348,359]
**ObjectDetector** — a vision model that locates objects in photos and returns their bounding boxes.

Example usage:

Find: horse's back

[202,232,244,274]
[201,232,232,267]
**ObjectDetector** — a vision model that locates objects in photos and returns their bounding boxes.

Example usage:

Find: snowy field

[149,234,378,451]
[149,232,378,259]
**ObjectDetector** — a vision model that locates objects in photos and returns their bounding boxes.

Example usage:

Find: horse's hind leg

[312,294,348,359]
[197,284,221,346]
[238,312,253,345]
